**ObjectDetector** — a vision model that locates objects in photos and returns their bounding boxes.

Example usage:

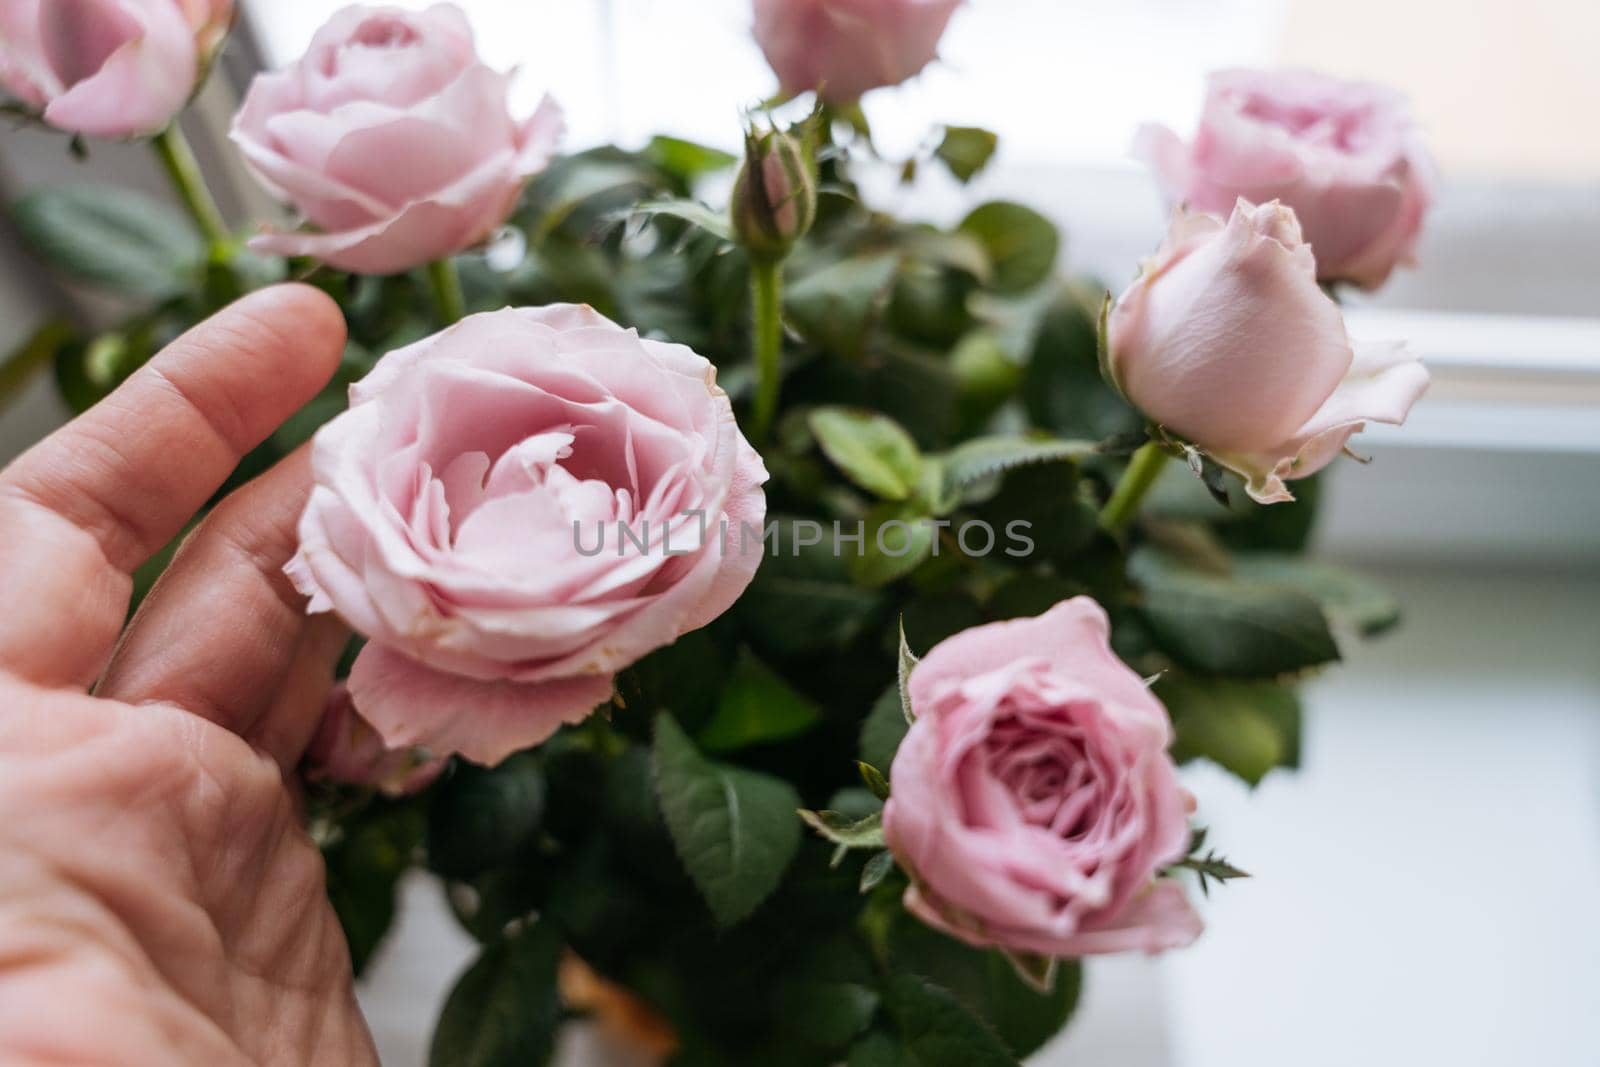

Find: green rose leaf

[622,197,733,242]
[1228,553,1401,637]
[322,801,424,976]
[934,126,1000,183]
[652,713,803,926]
[883,975,1020,1066]
[861,685,912,773]
[739,517,881,656]
[428,918,563,1067]
[426,753,546,881]
[957,201,1059,295]
[851,505,936,588]
[1155,674,1303,786]
[13,184,203,298]
[644,134,738,184]
[785,253,900,359]
[885,912,1080,1059]
[932,434,1095,511]
[1131,549,1341,677]
[698,648,822,753]
[810,407,926,501]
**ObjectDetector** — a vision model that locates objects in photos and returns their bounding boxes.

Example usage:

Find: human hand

[0,286,378,1066]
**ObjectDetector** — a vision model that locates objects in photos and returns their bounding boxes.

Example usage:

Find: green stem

[425,257,466,326]
[151,123,232,254]
[1098,440,1169,536]
[749,256,783,445]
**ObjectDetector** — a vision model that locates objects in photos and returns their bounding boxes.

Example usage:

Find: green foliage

[1156,675,1303,785]
[321,800,425,975]
[934,126,1000,183]
[884,911,1081,1061]
[652,713,803,926]
[957,201,1059,294]
[1131,549,1341,677]
[786,253,900,358]
[882,976,1021,1066]
[860,686,912,774]
[810,407,926,501]
[426,754,546,880]
[698,649,822,752]
[13,185,203,298]
[428,919,563,1067]
[1229,553,1401,637]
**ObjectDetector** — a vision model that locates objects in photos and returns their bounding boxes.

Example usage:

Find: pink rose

[304,683,447,797]
[230,3,562,275]
[883,598,1203,958]
[1136,68,1435,289]
[287,305,769,766]
[752,0,963,103]
[176,0,234,60]
[0,0,207,138]
[1107,199,1429,503]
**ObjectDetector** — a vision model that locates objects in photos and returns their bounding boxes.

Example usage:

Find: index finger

[0,284,345,688]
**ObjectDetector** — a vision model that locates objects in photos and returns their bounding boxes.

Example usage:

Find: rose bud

[730,123,816,261]
[1107,199,1429,503]
[304,683,446,797]
[0,0,215,139]
[286,305,769,766]
[752,0,964,103]
[177,0,235,63]
[884,598,1203,958]
[1136,68,1435,289]
[229,3,563,275]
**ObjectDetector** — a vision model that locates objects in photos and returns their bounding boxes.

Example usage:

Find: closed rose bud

[176,0,233,62]
[304,683,447,797]
[752,0,964,103]
[1136,68,1436,290]
[1106,199,1429,503]
[884,598,1204,958]
[0,0,211,138]
[730,124,815,261]
[229,3,563,275]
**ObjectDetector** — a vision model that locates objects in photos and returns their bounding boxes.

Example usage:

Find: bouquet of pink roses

[0,1,1433,1062]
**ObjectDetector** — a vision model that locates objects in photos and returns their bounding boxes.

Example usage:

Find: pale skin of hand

[0,286,380,1065]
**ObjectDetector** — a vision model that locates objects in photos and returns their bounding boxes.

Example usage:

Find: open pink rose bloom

[1136,67,1435,289]
[287,305,769,765]
[752,0,964,102]
[884,598,1204,958]
[231,2,562,274]
[0,0,213,137]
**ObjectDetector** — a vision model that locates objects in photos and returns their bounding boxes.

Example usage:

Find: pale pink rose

[304,682,447,797]
[0,0,204,138]
[176,0,233,60]
[883,598,1203,958]
[752,0,963,103]
[1136,68,1436,289]
[230,3,562,275]
[1107,199,1429,503]
[287,305,769,766]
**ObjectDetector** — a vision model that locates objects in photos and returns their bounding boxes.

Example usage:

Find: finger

[0,285,345,687]
[98,447,324,744]
[253,614,350,771]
